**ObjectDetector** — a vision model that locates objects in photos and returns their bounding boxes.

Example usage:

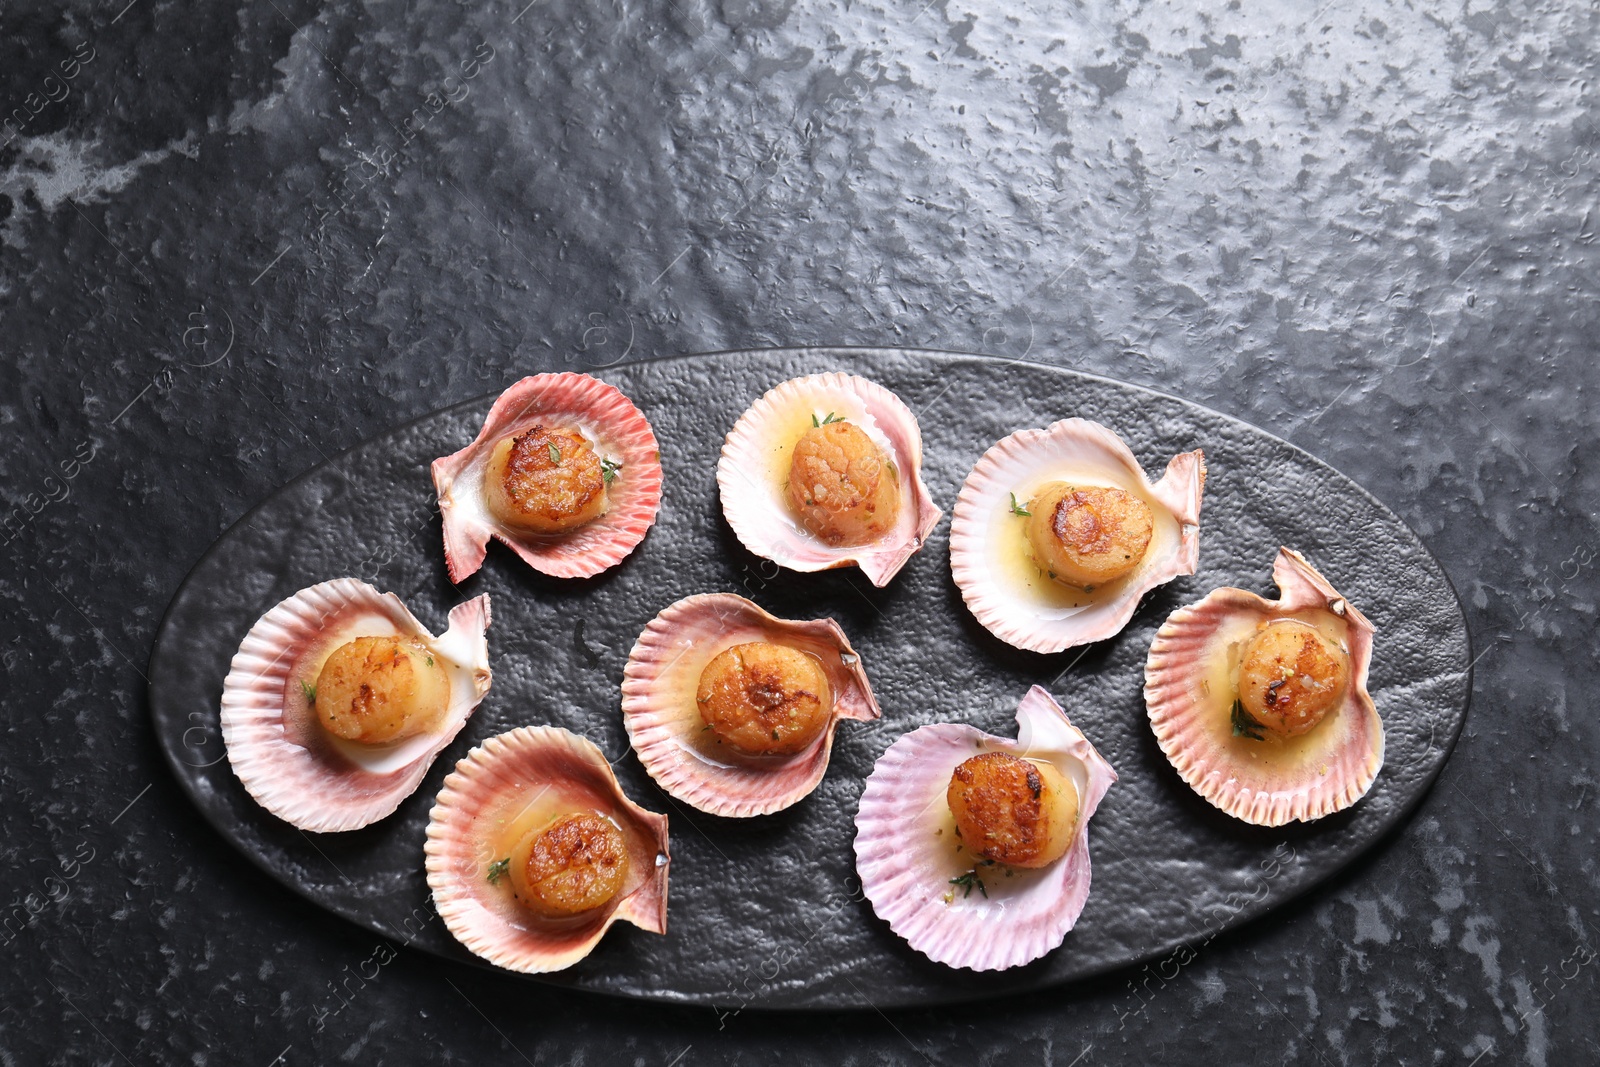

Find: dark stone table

[2,1,1594,1063]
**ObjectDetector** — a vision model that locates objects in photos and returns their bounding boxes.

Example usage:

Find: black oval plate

[149,348,1470,1009]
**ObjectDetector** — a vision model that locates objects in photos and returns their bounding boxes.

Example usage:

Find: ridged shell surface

[219,578,492,833]
[949,417,1204,653]
[431,372,662,582]
[853,686,1116,971]
[424,726,670,973]
[717,373,941,587]
[621,592,880,817]
[1144,548,1384,826]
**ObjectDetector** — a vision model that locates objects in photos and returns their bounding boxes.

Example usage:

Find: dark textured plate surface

[148,348,1470,1009]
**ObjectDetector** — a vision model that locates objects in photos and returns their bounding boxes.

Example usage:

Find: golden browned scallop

[1236,620,1349,737]
[1025,482,1154,589]
[784,421,901,546]
[946,751,1080,869]
[313,635,451,744]
[507,812,631,918]
[695,641,832,757]
[484,426,608,534]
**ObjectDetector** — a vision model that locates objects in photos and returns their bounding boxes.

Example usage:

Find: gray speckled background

[0,0,1594,1063]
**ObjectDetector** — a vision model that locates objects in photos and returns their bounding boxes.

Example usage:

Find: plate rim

[146,345,1474,1010]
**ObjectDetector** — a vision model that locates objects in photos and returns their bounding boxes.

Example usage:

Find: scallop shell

[717,373,941,587]
[853,686,1116,971]
[431,373,663,582]
[220,579,492,833]
[425,726,670,973]
[1144,547,1383,826]
[621,592,880,817]
[949,417,1205,653]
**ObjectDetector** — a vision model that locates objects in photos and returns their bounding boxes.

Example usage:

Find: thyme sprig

[1231,698,1267,741]
[949,868,988,899]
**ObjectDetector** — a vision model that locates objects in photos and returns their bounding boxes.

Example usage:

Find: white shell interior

[723,379,910,548]
[717,372,942,587]
[950,418,1203,653]
[314,610,488,775]
[446,413,628,549]
[972,449,1185,620]
[854,686,1117,971]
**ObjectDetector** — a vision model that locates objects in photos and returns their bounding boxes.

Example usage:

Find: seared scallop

[718,373,941,587]
[483,425,610,535]
[425,726,670,973]
[950,417,1205,653]
[622,593,880,817]
[853,686,1116,971]
[220,579,492,833]
[695,642,833,758]
[1144,548,1383,826]
[432,373,661,581]
[946,751,1080,870]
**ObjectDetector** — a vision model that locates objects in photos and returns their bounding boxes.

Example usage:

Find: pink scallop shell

[431,373,663,582]
[853,686,1116,971]
[1144,548,1384,826]
[424,726,670,973]
[717,373,942,587]
[219,578,492,833]
[621,592,881,817]
[949,417,1205,653]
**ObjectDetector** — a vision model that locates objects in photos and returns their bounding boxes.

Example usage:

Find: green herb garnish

[812,412,844,427]
[1009,492,1031,517]
[1231,698,1267,741]
[600,457,622,484]
[486,858,511,885]
[301,681,316,704]
[548,442,561,464]
[949,869,987,899]
[426,655,434,668]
